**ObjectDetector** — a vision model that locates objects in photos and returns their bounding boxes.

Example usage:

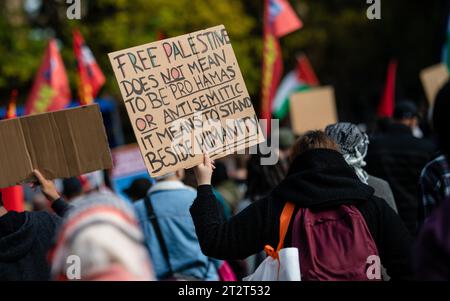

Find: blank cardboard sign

[0,104,113,188]
[420,63,449,105]
[108,25,264,178]
[289,86,338,135]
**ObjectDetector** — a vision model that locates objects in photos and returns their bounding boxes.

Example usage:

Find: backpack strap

[144,195,211,280]
[143,195,174,278]
[264,201,296,259]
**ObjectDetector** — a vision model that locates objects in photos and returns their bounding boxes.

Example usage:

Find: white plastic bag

[243,248,301,281]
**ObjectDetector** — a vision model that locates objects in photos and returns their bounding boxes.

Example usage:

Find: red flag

[261,0,302,134]
[25,39,71,115]
[377,60,398,118]
[270,0,303,38]
[1,90,25,212]
[73,30,105,105]
[156,30,166,41]
[0,186,24,212]
[296,54,319,86]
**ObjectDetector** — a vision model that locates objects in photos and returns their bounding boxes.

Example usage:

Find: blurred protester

[419,81,450,223]
[191,131,413,280]
[62,177,84,202]
[50,191,154,281]
[236,154,284,214]
[326,122,398,212]
[366,100,436,235]
[0,170,71,280]
[123,178,152,202]
[277,127,296,172]
[79,170,111,195]
[134,170,220,280]
[228,155,249,201]
[31,193,53,212]
[212,161,242,213]
[414,82,450,281]
[236,128,295,215]
[414,197,450,280]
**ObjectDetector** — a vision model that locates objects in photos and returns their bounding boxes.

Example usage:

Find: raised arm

[190,154,277,260]
[32,169,73,217]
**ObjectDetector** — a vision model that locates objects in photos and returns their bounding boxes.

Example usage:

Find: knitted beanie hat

[50,191,154,281]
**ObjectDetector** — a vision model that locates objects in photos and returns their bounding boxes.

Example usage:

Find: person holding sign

[190,132,413,280]
[0,170,71,280]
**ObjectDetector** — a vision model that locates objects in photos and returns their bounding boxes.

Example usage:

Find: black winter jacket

[366,123,436,235]
[0,199,71,280]
[190,149,414,280]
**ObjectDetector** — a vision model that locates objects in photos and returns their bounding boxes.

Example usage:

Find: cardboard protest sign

[108,25,264,177]
[110,144,153,201]
[111,144,148,179]
[420,63,449,105]
[289,86,338,135]
[0,104,113,188]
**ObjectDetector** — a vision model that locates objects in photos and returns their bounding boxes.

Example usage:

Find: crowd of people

[1,81,450,281]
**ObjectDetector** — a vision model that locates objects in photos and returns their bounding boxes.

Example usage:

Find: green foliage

[282,0,446,122]
[0,0,261,104]
[0,0,447,125]
[0,9,46,101]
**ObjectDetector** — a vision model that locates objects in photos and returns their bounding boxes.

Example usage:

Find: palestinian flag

[272,55,319,119]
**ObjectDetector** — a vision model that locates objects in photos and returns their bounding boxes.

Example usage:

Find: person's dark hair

[211,161,228,186]
[393,100,418,121]
[123,178,152,201]
[245,153,285,201]
[433,81,450,157]
[290,130,340,161]
[63,177,83,200]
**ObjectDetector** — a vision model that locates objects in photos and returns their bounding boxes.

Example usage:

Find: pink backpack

[291,204,380,281]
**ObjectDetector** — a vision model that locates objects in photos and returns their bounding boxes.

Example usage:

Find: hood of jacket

[0,212,35,262]
[272,149,374,209]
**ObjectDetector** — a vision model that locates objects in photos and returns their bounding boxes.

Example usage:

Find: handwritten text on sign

[109,25,264,177]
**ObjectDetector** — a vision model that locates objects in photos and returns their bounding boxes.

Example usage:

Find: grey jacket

[368,175,398,213]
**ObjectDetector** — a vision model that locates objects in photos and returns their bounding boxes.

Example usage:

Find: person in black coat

[190,131,414,280]
[0,170,71,281]
[366,101,436,236]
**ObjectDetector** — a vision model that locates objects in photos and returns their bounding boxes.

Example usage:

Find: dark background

[0,0,449,143]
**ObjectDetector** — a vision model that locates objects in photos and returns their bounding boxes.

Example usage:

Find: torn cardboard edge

[0,104,113,188]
